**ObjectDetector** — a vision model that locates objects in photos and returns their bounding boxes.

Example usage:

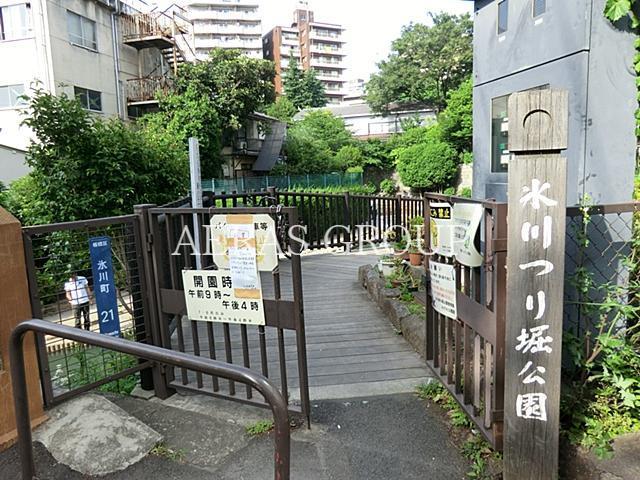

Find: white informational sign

[429,203,454,257]
[211,214,278,271]
[226,222,260,291]
[182,269,265,326]
[452,203,484,267]
[429,261,457,320]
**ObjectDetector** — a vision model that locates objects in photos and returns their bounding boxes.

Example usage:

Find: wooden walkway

[172,252,431,402]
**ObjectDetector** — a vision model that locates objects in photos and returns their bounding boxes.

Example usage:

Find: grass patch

[245,419,275,437]
[150,442,186,462]
[416,382,501,479]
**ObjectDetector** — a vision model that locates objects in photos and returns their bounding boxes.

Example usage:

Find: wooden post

[0,208,47,450]
[504,89,568,479]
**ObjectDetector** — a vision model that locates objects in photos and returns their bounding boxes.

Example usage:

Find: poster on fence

[452,203,484,267]
[182,269,266,325]
[211,214,278,271]
[429,260,457,320]
[429,203,454,257]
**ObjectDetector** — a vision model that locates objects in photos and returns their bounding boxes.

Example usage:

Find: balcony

[310,44,345,56]
[126,76,172,105]
[310,57,346,69]
[233,138,264,154]
[309,30,344,42]
[121,13,175,50]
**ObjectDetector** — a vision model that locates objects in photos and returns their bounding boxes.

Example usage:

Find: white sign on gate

[182,269,266,325]
[429,261,457,320]
[211,214,278,271]
[452,203,484,268]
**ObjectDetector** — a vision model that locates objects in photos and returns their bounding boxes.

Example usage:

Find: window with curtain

[67,10,97,50]
[0,84,26,108]
[0,3,32,40]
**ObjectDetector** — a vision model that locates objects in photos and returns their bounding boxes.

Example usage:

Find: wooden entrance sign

[504,89,568,480]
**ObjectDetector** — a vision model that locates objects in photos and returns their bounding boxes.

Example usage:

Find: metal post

[189,138,203,270]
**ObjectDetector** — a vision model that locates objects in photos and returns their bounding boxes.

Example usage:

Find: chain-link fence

[202,172,363,193]
[22,215,151,405]
[564,202,639,334]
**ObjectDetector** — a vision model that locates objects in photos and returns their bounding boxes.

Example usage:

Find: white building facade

[181,0,262,60]
[0,0,191,184]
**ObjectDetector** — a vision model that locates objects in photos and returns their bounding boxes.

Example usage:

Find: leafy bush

[335,144,365,169]
[395,125,459,191]
[439,77,473,154]
[379,179,397,195]
[18,88,187,225]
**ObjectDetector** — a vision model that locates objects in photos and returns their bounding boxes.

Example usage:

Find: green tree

[395,124,459,191]
[174,49,276,130]
[438,76,473,154]
[18,89,187,224]
[283,58,327,109]
[142,84,222,178]
[265,96,298,122]
[280,111,352,174]
[301,69,327,108]
[366,12,473,112]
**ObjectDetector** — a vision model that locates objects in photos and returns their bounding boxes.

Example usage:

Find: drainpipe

[111,0,124,119]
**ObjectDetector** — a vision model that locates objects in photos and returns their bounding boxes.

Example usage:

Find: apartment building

[471,0,636,204]
[263,4,347,104]
[0,0,194,184]
[181,0,262,60]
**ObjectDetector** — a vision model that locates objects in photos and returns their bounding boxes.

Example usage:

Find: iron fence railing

[22,215,152,406]
[10,319,290,480]
[201,172,363,193]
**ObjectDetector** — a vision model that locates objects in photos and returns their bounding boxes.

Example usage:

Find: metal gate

[423,193,507,450]
[22,214,155,406]
[142,204,311,420]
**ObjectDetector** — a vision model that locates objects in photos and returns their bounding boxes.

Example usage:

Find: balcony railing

[126,76,172,104]
[234,138,264,153]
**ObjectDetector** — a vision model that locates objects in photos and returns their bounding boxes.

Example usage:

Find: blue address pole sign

[89,236,121,337]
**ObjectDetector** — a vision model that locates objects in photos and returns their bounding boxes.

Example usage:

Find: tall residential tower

[263,3,347,104]
[181,0,262,60]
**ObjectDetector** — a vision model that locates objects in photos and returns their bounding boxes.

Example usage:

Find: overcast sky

[158,1,473,82]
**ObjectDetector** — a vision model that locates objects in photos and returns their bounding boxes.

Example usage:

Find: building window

[0,84,26,108]
[497,0,508,35]
[0,3,32,41]
[491,95,510,173]
[67,10,97,50]
[533,0,546,17]
[74,86,102,112]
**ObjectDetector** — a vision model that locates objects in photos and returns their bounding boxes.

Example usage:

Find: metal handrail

[10,319,290,480]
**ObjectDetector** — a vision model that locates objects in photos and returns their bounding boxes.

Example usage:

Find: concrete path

[173,251,432,402]
[0,392,469,480]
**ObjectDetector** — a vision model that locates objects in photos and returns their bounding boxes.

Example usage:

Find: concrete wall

[0,0,164,174]
[0,207,46,450]
[0,145,28,185]
[472,0,637,205]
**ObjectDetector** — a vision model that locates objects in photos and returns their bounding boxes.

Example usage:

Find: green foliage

[19,88,187,225]
[283,58,327,109]
[174,49,276,130]
[335,144,365,169]
[265,96,298,122]
[142,84,221,178]
[395,125,459,191]
[439,77,473,154]
[0,175,46,224]
[366,12,473,112]
[561,199,640,456]
[458,186,472,199]
[150,442,186,462]
[379,179,397,196]
[245,419,275,437]
[281,111,352,174]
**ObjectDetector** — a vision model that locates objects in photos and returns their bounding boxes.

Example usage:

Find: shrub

[379,179,397,195]
[396,126,459,191]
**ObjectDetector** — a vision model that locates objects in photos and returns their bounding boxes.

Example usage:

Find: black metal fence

[22,215,152,406]
[564,202,640,333]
